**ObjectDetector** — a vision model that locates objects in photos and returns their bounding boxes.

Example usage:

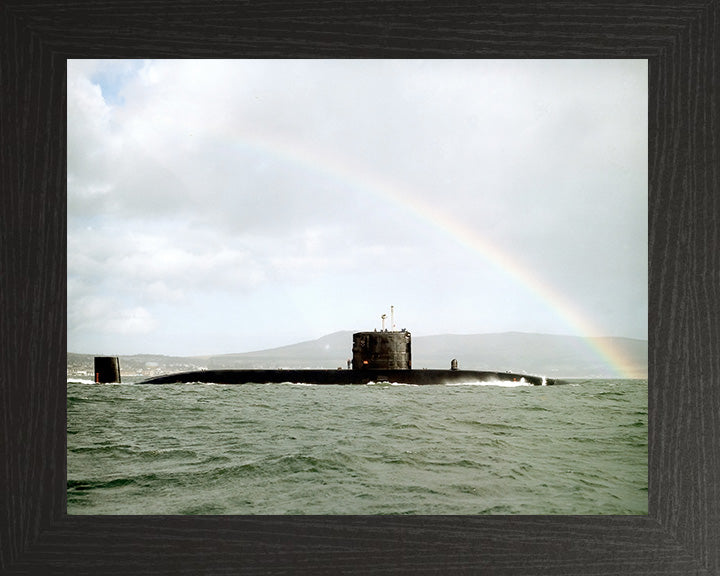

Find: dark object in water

[94,356,121,383]
[138,368,555,386]
[96,327,560,386]
[352,330,411,369]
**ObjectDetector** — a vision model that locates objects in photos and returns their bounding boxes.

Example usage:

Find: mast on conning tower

[391,305,395,331]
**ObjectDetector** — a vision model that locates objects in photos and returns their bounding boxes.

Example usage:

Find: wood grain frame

[1,2,718,574]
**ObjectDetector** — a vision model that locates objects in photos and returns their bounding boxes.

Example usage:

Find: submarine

[94,312,559,386]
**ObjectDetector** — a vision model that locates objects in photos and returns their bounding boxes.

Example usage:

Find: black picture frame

[2,1,718,574]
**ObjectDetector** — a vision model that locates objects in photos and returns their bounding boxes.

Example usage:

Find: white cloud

[69,295,157,335]
[108,306,157,334]
[67,59,647,355]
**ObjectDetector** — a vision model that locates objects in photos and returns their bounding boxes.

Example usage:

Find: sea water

[67,378,647,515]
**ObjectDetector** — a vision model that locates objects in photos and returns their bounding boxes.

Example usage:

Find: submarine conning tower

[352,330,411,370]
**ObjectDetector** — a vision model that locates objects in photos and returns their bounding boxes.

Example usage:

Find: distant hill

[412,332,647,378]
[68,331,647,379]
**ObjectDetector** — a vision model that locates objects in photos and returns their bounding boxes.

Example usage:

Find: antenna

[381,313,387,331]
[391,305,395,331]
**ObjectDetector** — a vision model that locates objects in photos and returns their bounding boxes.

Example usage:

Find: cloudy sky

[68,59,647,357]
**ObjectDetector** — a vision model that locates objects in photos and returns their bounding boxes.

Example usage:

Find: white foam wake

[445,379,533,387]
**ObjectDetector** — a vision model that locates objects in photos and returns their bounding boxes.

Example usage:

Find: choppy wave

[67,378,648,515]
[67,378,98,385]
[444,379,533,387]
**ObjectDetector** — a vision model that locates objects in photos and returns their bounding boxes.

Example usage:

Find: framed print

[2,1,718,574]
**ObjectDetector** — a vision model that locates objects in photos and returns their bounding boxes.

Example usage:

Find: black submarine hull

[139,369,558,386]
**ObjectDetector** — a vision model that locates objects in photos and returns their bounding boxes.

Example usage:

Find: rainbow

[225,130,641,378]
